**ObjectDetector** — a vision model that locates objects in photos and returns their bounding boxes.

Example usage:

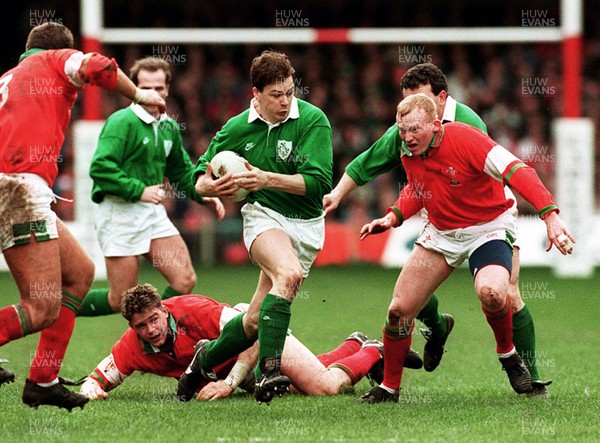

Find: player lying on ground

[79,284,423,400]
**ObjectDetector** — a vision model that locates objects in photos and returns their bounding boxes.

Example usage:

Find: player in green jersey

[324,63,550,397]
[79,57,224,316]
[178,50,333,404]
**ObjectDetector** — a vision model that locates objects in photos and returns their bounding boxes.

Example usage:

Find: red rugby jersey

[0,49,117,186]
[390,123,556,230]
[90,295,237,391]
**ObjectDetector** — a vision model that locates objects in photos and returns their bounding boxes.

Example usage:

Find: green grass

[0,264,599,442]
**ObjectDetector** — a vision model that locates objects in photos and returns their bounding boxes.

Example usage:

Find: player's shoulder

[452,100,487,132]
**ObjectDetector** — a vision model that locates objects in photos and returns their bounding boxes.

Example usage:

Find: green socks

[255,293,292,378]
[512,305,541,381]
[416,294,447,339]
[78,288,113,317]
[161,286,182,300]
[201,313,254,369]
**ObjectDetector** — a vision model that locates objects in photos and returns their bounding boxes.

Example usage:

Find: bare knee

[273,266,303,300]
[25,297,61,331]
[108,292,122,313]
[243,311,259,339]
[170,270,197,294]
[63,257,95,299]
[477,285,507,310]
[387,301,416,331]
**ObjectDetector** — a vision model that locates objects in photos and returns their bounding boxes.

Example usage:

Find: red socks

[0,303,32,346]
[382,322,413,392]
[29,292,82,384]
[317,338,362,367]
[483,298,514,354]
[328,346,380,384]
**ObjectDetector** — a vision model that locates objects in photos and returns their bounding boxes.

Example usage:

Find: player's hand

[232,161,268,192]
[196,380,234,401]
[360,212,397,240]
[203,197,226,221]
[80,377,108,400]
[195,163,242,200]
[139,89,166,113]
[140,184,166,204]
[543,211,575,255]
[323,191,342,215]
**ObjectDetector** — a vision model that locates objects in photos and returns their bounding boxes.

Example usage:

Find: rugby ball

[210,150,250,202]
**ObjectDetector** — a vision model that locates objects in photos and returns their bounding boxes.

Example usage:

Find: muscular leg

[282,335,351,395]
[29,220,94,384]
[145,235,196,297]
[246,229,304,381]
[2,238,62,338]
[105,256,140,312]
[381,246,453,393]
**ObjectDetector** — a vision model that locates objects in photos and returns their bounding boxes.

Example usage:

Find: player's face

[137,68,169,116]
[397,108,439,156]
[130,306,170,347]
[253,76,295,124]
[402,84,447,120]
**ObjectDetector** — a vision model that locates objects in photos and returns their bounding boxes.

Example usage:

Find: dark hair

[129,56,172,86]
[400,63,448,95]
[250,50,295,91]
[26,22,74,51]
[121,284,162,321]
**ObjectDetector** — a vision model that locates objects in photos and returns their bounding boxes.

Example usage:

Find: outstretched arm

[80,353,127,400]
[196,344,257,401]
[323,173,359,214]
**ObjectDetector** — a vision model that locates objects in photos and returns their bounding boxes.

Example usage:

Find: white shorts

[241,202,325,277]
[96,196,179,257]
[0,173,58,250]
[420,186,521,249]
[416,208,517,268]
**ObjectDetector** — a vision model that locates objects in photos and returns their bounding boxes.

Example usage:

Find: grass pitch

[0,264,598,442]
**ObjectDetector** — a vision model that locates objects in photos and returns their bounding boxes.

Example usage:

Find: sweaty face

[130,306,170,347]
[397,108,438,157]
[253,76,294,124]
[402,84,446,120]
[137,68,169,116]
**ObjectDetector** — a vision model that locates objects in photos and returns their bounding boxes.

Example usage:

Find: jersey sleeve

[87,353,127,392]
[295,111,333,197]
[474,135,558,217]
[89,115,147,202]
[345,125,403,187]
[63,51,118,91]
[387,182,425,225]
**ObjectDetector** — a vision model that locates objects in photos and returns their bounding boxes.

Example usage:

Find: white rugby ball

[210,150,250,202]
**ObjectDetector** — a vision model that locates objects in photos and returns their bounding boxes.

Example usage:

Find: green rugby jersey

[345,96,487,186]
[194,98,333,219]
[90,104,203,204]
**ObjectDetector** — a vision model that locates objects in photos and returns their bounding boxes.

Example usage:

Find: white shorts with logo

[420,186,521,250]
[416,208,517,268]
[96,196,179,257]
[0,173,58,250]
[241,202,325,277]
